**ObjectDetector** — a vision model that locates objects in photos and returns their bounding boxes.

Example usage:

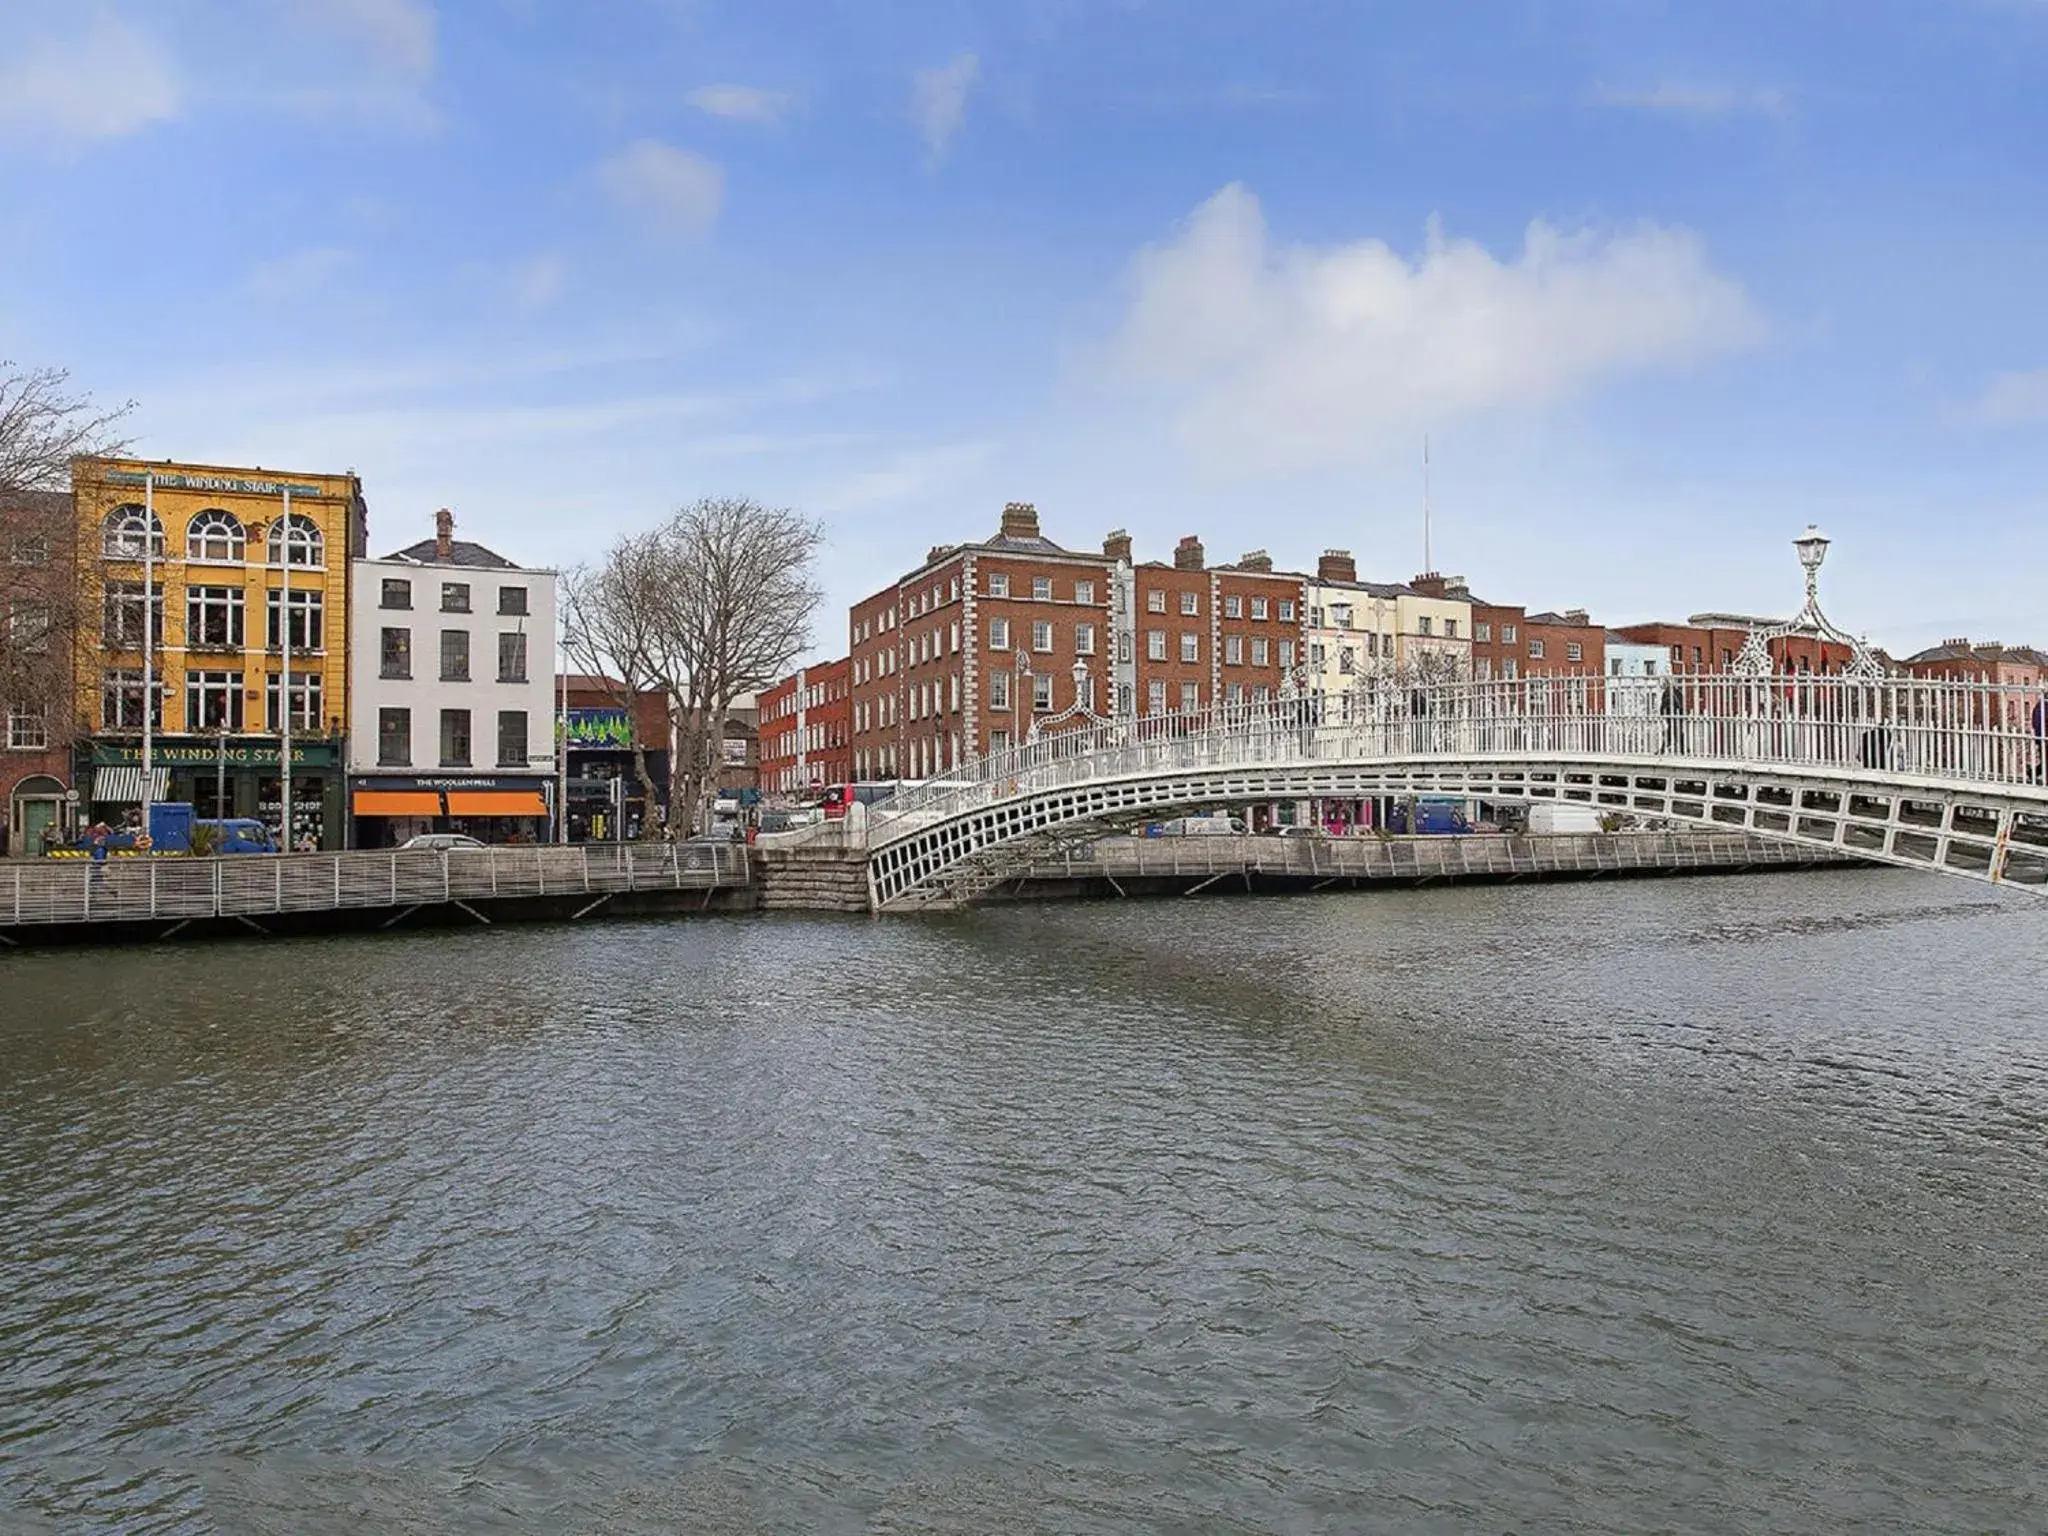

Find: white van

[1158,813,1245,836]
[1525,803,1605,835]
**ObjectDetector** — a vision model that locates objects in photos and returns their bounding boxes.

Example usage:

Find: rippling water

[3,869,2046,1532]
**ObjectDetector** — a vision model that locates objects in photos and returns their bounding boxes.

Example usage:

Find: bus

[818,782,902,821]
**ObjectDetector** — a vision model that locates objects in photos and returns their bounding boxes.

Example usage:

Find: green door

[19,797,57,853]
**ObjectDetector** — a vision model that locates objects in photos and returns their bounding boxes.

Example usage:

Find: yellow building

[71,456,366,846]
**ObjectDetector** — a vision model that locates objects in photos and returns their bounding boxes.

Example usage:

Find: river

[2,869,2045,1533]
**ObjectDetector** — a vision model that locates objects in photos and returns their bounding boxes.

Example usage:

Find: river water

[2,869,2045,1533]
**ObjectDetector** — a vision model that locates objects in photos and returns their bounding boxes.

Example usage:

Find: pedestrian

[2032,696,2046,784]
[88,823,110,885]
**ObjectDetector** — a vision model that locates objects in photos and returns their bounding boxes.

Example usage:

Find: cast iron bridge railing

[863,674,2048,910]
[0,841,750,936]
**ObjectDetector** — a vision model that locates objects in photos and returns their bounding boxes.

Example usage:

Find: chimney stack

[1102,528,1133,563]
[434,507,454,561]
[1173,535,1205,571]
[1237,549,1273,573]
[927,544,954,566]
[1563,608,1590,625]
[998,501,1041,540]
[1317,548,1357,584]
[1409,572,1447,598]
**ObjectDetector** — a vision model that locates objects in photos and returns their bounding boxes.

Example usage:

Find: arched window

[101,504,165,560]
[267,513,324,568]
[186,508,246,562]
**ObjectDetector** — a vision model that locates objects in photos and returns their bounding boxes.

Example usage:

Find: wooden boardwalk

[0,842,751,941]
[997,830,1856,897]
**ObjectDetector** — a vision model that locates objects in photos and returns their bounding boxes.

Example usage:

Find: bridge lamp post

[1734,524,1886,681]
[1014,648,1032,754]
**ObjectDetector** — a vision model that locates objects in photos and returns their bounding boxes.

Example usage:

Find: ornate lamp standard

[1733,525,1887,680]
[1013,647,1032,750]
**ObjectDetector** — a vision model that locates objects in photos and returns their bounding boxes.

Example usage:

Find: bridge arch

[862,680,2048,910]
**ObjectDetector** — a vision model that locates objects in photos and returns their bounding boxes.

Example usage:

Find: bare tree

[651,497,822,836]
[561,537,670,833]
[565,497,823,839]
[0,489,88,768]
[0,362,132,493]
[0,365,128,777]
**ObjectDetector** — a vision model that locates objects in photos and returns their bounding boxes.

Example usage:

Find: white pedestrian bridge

[860,675,2048,911]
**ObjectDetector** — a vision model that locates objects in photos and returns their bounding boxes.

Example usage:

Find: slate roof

[382,537,520,569]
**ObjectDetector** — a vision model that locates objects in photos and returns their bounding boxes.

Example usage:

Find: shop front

[349,775,553,848]
[83,738,343,848]
[564,708,667,842]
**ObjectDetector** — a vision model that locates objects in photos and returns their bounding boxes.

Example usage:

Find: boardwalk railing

[2,842,749,931]
[870,673,2048,840]
[1014,830,1841,884]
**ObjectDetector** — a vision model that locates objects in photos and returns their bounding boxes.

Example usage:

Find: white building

[348,510,558,846]
[1605,632,1670,715]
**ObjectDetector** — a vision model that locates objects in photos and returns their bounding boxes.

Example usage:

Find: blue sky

[3,0,2045,659]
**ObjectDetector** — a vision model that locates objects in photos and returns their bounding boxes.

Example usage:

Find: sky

[3,0,2046,661]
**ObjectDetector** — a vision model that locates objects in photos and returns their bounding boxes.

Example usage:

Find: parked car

[403,833,487,851]
[1274,824,1329,838]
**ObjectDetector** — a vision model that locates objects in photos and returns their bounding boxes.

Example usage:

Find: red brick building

[758,656,851,797]
[1,489,80,854]
[849,503,1113,780]
[1902,639,2046,731]
[1134,539,1306,716]
[845,508,1314,779]
[1523,610,1607,681]
[559,673,672,840]
[1408,576,1603,685]
[1133,539,1214,718]
[1611,617,1856,676]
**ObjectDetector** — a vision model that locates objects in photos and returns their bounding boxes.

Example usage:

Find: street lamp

[556,626,576,844]
[1734,524,1885,679]
[1014,647,1032,750]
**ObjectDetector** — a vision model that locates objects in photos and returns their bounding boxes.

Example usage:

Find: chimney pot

[927,544,953,566]
[998,501,1041,541]
[1173,535,1205,571]
[1237,549,1272,573]
[434,507,454,561]
[1102,528,1133,563]
[1316,548,1357,584]
[1564,608,1590,625]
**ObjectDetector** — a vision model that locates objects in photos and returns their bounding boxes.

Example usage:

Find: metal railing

[869,673,2048,841]
[2,841,749,930]
[1013,830,1839,883]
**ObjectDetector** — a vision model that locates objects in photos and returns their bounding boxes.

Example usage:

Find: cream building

[1299,551,1472,716]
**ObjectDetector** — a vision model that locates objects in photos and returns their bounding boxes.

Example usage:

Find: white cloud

[1592,83,1790,118]
[809,443,994,516]
[290,0,437,80]
[504,253,568,311]
[1976,369,2048,426]
[912,52,980,161]
[248,246,355,301]
[598,140,725,238]
[0,12,182,146]
[1104,184,1765,471]
[686,84,795,124]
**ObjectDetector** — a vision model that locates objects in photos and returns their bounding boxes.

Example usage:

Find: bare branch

[0,362,134,494]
